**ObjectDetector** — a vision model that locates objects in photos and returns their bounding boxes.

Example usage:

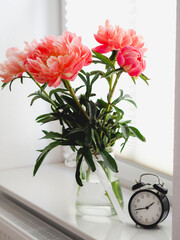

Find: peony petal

[117,46,146,77]
[24,31,92,88]
[2,75,14,83]
[92,45,112,54]
[94,34,108,45]
[117,51,125,66]
[128,65,142,77]
[6,47,19,57]
[50,76,62,88]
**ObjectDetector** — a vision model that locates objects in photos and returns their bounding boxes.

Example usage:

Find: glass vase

[75,152,123,217]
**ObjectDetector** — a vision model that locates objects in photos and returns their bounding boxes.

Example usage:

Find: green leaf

[85,128,92,146]
[88,101,97,123]
[89,70,105,76]
[78,72,87,85]
[33,141,60,176]
[91,129,99,151]
[112,91,124,105]
[9,78,17,91]
[113,109,122,123]
[20,76,23,84]
[119,89,123,98]
[40,82,48,91]
[102,69,117,78]
[38,91,52,103]
[41,130,62,139]
[36,115,58,124]
[113,106,124,120]
[120,138,128,152]
[112,90,137,108]
[30,96,41,106]
[139,73,150,85]
[49,88,68,98]
[92,60,105,65]
[97,109,111,120]
[80,69,86,75]
[100,149,118,172]
[111,179,123,208]
[97,99,108,108]
[1,82,9,89]
[75,85,84,93]
[131,77,136,84]
[54,92,64,105]
[129,126,146,142]
[63,128,84,137]
[28,91,52,105]
[91,72,100,85]
[58,140,77,146]
[36,113,53,121]
[101,127,111,139]
[121,125,130,139]
[122,94,132,99]
[75,149,84,186]
[92,51,115,69]
[109,50,118,61]
[123,99,137,108]
[28,92,37,97]
[102,68,122,78]
[119,120,131,125]
[86,86,92,100]
[93,130,102,149]
[84,147,96,172]
[61,95,79,111]
[1,77,20,90]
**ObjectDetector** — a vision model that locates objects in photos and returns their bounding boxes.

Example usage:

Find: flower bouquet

[0,20,148,218]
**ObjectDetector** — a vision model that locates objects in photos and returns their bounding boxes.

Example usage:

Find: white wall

[0,0,64,170]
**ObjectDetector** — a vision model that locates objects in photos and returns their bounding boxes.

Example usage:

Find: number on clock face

[129,190,162,226]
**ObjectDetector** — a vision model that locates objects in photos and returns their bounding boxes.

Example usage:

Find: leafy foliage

[2,50,148,186]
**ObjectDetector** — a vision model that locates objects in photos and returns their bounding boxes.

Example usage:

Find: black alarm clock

[128,173,170,228]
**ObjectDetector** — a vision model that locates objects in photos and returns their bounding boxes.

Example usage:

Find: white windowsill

[0,163,172,240]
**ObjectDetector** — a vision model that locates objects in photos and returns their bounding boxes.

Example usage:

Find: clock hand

[134,202,155,211]
[134,207,146,210]
[147,202,155,208]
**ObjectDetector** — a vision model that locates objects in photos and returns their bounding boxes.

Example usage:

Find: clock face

[129,190,163,227]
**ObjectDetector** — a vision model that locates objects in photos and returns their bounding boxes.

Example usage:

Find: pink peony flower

[25,32,92,87]
[25,35,59,63]
[92,20,131,53]
[128,29,146,52]
[117,46,146,77]
[0,48,27,83]
[93,20,146,54]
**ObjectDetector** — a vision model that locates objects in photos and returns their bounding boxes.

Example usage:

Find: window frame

[172,0,180,238]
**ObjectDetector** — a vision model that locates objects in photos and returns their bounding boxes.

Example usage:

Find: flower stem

[108,73,121,105]
[63,80,90,121]
[26,72,57,109]
[109,71,114,91]
[100,71,123,138]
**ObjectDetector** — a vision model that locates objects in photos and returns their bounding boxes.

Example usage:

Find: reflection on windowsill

[75,214,171,240]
